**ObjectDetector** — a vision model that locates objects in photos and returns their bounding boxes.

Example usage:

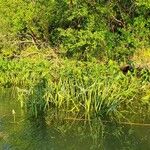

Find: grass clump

[0,57,150,121]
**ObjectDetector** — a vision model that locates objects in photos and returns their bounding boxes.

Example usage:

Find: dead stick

[64,117,150,127]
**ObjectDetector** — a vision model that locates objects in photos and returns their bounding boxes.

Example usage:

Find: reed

[0,58,150,120]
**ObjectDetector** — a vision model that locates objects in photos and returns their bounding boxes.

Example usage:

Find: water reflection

[104,123,150,150]
[0,89,150,150]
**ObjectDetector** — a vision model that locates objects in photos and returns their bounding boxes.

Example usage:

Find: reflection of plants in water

[45,117,105,150]
[0,132,9,141]
[7,115,106,150]
[103,123,150,150]
[87,120,105,150]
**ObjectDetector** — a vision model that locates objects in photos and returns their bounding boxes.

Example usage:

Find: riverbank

[0,52,150,121]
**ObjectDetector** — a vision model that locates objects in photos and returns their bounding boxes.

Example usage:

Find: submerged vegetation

[0,0,150,121]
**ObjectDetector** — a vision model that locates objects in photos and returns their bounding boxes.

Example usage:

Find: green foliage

[0,0,149,60]
[0,0,150,120]
[27,78,48,117]
[0,58,150,120]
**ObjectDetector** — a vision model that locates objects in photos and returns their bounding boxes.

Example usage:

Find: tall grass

[0,58,150,121]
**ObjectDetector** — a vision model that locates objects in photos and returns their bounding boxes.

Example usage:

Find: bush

[0,0,150,60]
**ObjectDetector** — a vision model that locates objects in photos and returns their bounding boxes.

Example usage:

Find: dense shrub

[0,0,150,60]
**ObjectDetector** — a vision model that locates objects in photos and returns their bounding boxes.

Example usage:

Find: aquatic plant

[0,58,150,121]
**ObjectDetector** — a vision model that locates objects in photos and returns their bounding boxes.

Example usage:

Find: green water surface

[0,89,150,150]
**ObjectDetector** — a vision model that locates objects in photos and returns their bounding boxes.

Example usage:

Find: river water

[0,89,150,150]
